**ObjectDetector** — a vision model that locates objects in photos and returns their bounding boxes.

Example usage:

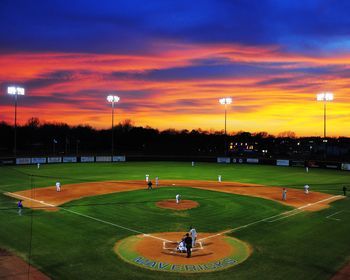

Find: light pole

[7,86,25,157]
[219,97,232,155]
[107,95,120,156]
[316,92,334,138]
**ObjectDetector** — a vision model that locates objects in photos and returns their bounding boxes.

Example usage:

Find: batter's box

[163,241,204,250]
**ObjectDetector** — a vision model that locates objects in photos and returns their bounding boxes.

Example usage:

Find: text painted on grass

[133,256,237,271]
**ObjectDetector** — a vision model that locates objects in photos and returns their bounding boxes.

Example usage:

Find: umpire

[184,233,192,258]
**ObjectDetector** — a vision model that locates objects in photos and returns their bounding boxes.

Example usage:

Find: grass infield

[0,162,349,279]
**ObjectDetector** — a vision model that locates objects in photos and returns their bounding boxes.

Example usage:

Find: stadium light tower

[7,86,25,157]
[107,95,120,156]
[316,92,333,138]
[219,97,232,155]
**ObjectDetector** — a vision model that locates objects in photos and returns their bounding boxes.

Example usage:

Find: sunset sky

[1,0,350,136]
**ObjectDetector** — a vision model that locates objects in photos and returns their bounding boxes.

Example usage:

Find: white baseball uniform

[191,161,195,167]
[155,176,159,187]
[56,181,61,192]
[175,194,180,204]
[145,174,149,182]
[37,163,40,169]
[304,184,310,194]
[189,228,197,247]
[218,175,222,182]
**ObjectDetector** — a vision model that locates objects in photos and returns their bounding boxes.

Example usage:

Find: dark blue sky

[1,0,350,54]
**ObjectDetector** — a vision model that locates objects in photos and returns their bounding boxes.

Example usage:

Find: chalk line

[5,192,172,242]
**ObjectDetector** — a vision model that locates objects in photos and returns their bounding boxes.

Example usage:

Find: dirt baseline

[5,179,342,211]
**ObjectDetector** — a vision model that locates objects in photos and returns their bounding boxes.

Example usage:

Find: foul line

[5,192,172,242]
[198,195,341,242]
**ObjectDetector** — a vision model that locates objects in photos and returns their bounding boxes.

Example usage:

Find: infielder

[145,174,149,182]
[189,226,197,247]
[218,175,222,182]
[176,194,181,204]
[282,188,287,201]
[56,181,61,192]
[304,184,310,194]
[155,176,159,187]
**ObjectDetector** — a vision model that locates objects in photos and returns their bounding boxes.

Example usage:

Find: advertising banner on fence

[96,156,112,162]
[31,158,47,164]
[81,156,95,163]
[341,163,350,171]
[246,158,259,164]
[1,158,15,165]
[276,159,289,166]
[16,158,31,165]
[48,157,62,163]
[291,160,305,167]
[217,157,230,163]
[112,156,126,162]
[63,157,77,163]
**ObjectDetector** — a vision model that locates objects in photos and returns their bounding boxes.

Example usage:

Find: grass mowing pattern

[0,162,349,279]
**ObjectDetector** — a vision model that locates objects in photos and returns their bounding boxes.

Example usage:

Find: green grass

[0,162,349,279]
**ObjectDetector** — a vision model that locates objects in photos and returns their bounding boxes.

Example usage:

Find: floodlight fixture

[7,86,25,96]
[107,95,120,156]
[317,92,333,101]
[107,95,120,103]
[316,92,334,138]
[219,97,233,155]
[7,86,25,157]
[219,97,232,105]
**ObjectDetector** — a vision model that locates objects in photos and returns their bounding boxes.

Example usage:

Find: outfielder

[17,200,23,216]
[56,181,61,192]
[176,194,181,204]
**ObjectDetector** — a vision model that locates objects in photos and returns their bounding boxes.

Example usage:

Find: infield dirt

[6,179,342,211]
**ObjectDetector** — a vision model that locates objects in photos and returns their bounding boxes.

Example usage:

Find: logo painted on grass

[133,256,237,272]
[114,233,251,273]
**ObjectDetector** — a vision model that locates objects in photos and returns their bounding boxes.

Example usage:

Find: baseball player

[56,181,61,192]
[37,163,40,169]
[218,175,222,182]
[189,226,197,247]
[176,194,181,204]
[282,188,287,201]
[306,166,309,173]
[183,233,192,258]
[191,161,195,167]
[304,184,310,194]
[155,176,159,187]
[147,180,153,190]
[17,200,23,216]
[343,186,347,196]
[145,174,149,182]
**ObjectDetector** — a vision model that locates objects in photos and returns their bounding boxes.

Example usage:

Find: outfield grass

[0,162,349,279]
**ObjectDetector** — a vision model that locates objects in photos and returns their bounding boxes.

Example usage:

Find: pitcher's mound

[156,199,199,210]
[115,232,251,273]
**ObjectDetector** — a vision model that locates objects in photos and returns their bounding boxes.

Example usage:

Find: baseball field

[0,161,349,279]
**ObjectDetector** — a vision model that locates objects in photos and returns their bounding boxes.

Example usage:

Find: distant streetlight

[107,95,120,156]
[7,86,25,157]
[219,97,232,155]
[316,92,333,138]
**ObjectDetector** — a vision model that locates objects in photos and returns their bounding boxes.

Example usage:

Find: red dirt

[123,232,245,265]
[5,180,342,212]
[0,249,50,280]
[331,261,350,280]
[156,199,199,210]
